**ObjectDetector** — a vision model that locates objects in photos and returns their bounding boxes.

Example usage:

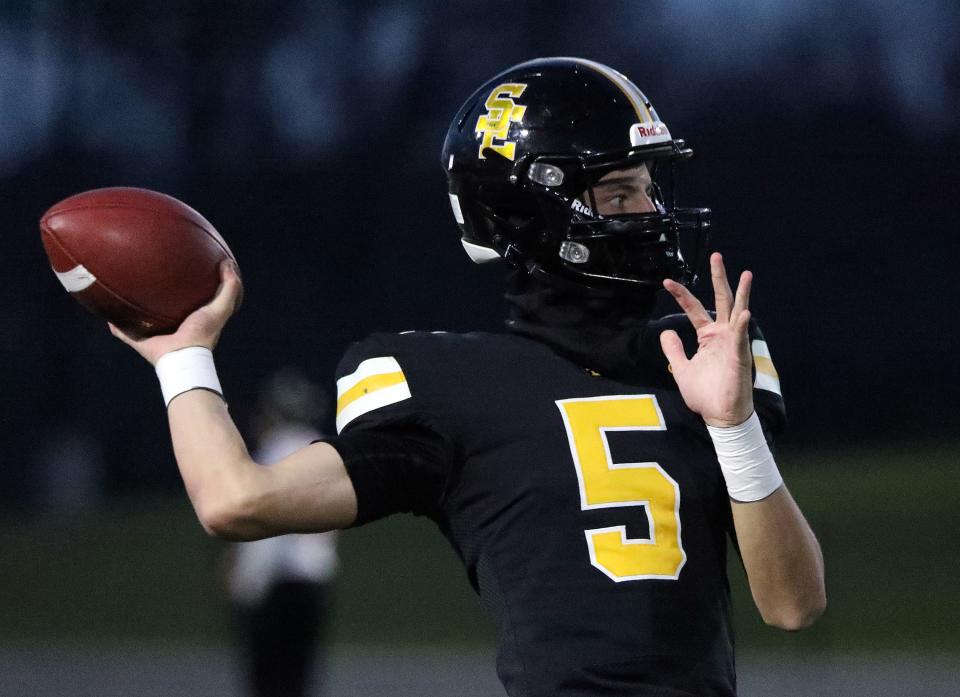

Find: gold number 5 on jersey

[557,395,687,582]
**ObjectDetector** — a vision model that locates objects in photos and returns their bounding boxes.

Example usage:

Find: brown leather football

[40,187,237,336]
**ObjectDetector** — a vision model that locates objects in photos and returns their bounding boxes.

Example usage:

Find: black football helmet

[441,57,710,289]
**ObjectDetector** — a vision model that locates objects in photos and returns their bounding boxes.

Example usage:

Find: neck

[504,269,656,377]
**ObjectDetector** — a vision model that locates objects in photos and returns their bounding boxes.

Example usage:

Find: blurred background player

[226,367,338,697]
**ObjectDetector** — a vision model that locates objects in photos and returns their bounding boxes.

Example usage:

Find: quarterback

[112,58,825,696]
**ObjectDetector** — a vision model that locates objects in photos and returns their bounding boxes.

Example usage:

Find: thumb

[108,321,138,348]
[659,330,688,375]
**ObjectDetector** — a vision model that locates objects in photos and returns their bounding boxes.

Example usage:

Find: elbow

[762,589,827,631]
[197,496,254,540]
[193,469,266,541]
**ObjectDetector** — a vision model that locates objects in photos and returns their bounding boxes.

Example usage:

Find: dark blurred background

[1,1,959,695]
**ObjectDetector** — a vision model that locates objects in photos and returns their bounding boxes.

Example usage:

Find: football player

[111,58,825,696]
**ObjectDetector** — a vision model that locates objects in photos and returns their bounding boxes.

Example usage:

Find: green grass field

[2,440,958,652]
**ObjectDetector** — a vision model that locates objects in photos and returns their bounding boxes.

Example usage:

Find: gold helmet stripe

[568,57,653,124]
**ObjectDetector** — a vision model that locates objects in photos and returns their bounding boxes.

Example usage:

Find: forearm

[732,486,826,630]
[707,412,826,629]
[166,389,265,538]
[167,389,357,540]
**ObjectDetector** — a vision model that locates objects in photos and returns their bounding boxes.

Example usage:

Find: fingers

[659,329,688,375]
[662,278,712,330]
[711,253,734,323]
[224,260,244,311]
[710,253,754,326]
[734,309,752,337]
[732,270,752,319]
[207,260,243,317]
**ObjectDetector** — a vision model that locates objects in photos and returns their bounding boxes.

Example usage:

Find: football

[40,187,237,336]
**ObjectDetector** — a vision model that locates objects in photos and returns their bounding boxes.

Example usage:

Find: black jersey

[326,315,785,697]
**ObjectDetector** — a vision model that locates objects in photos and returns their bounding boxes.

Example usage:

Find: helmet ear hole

[477,184,540,229]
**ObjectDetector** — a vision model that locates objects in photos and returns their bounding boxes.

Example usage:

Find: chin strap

[501,242,532,271]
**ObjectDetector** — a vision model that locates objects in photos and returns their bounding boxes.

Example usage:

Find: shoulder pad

[334,333,417,434]
[333,331,479,434]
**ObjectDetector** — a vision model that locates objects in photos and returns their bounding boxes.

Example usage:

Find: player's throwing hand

[660,252,754,428]
[109,260,243,366]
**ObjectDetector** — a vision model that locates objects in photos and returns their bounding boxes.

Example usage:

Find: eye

[606,194,627,209]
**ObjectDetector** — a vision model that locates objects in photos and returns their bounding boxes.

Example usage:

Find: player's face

[586,164,657,216]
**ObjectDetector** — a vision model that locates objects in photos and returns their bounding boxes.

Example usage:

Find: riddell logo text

[635,124,666,138]
[571,199,594,217]
[629,121,671,147]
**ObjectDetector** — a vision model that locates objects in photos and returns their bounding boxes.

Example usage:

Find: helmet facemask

[512,149,711,288]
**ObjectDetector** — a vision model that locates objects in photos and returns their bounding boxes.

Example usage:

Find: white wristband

[706,412,783,502]
[154,346,223,407]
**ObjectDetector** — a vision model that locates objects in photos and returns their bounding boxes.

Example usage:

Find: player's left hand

[660,253,754,428]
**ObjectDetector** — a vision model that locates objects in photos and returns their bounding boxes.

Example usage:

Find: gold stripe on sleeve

[754,355,780,379]
[336,371,407,416]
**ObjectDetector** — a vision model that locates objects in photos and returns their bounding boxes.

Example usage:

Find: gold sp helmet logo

[475,83,527,161]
